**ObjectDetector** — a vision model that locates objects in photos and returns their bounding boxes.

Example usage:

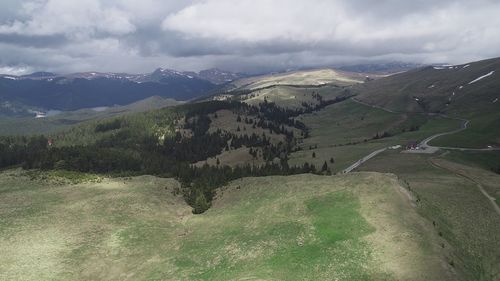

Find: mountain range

[0,68,244,113]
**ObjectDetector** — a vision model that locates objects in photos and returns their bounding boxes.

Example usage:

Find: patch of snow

[3,76,17,80]
[468,71,495,84]
[463,64,470,69]
[414,97,420,101]
[458,86,463,90]
[493,98,498,103]
[187,75,193,79]
[428,84,435,89]
[433,67,445,70]
[34,111,46,118]
[452,92,455,96]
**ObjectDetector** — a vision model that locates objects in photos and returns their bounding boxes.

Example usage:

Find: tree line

[0,96,346,213]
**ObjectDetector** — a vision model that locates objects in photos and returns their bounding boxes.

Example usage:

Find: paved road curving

[420,118,500,151]
[343,98,499,173]
[342,147,387,174]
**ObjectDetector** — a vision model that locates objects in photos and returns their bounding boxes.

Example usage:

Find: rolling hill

[0,170,456,281]
[227,68,380,91]
[355,57,500,148]
[206,68,378,112]
[0,96,182,135]
[355,57,500,115]
[0,58,499,281]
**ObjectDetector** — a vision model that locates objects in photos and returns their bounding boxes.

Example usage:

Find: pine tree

[312,152,316,158]
[330,157,334,164]
[321,161,328,172]
[193,193,210,214]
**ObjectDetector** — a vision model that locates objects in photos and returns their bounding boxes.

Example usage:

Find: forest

[0,100,329,213]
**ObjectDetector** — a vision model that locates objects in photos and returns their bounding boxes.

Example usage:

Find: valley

[0,57,499,281]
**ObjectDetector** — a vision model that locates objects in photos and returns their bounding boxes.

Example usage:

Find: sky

[0,0,500,75]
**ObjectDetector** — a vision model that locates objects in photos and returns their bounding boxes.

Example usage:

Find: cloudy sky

[0,0,500,74]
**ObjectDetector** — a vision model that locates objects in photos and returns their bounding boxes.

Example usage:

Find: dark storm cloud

[0,34,68,48]
[0,0,499,74]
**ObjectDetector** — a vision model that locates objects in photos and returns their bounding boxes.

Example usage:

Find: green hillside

[0,170,455,281]
[228,68,372,90]
[357,152,500,281]
[1,57,499,281]
[0,96,181,136]
[355,57,500,115]
[354,57,500,148]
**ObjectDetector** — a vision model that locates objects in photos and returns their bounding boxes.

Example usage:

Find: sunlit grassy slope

[241,84,346,109]
[0,170,454,281]
[231,69,369,90]
[357,151,500,281]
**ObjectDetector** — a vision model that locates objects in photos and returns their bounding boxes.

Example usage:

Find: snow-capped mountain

[0,68,242,111]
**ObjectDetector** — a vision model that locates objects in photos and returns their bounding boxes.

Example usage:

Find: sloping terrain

[229,68,374,90]
[0,170,455,281]
[0,57,499,281]
[288,98,462,173]
[239,84,348,109]
[355,57,500,148]
[0,96,181,135]
[355,57,500,115]
[357,151,500,281]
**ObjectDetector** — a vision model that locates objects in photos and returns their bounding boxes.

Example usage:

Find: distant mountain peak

[197,68,245,84]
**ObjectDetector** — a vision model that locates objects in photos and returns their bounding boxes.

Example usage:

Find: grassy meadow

[230,69,366,90]
[429,112,500,148]
[241,85,347,109]
[0,170,455,281]
[357,151,500,281]
[289,99,462,172]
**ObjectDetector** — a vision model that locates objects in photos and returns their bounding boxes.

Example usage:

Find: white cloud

[0,65,33,75]
[162,0,500,60]
[0,0,136,37]
[1,0,500,73]
[163,0,345,42]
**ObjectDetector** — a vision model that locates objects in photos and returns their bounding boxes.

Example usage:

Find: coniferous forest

[0,100,334,213]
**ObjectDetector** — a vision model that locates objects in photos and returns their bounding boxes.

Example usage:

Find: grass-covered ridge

[0,171,454,280]
[357,151,500,280]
